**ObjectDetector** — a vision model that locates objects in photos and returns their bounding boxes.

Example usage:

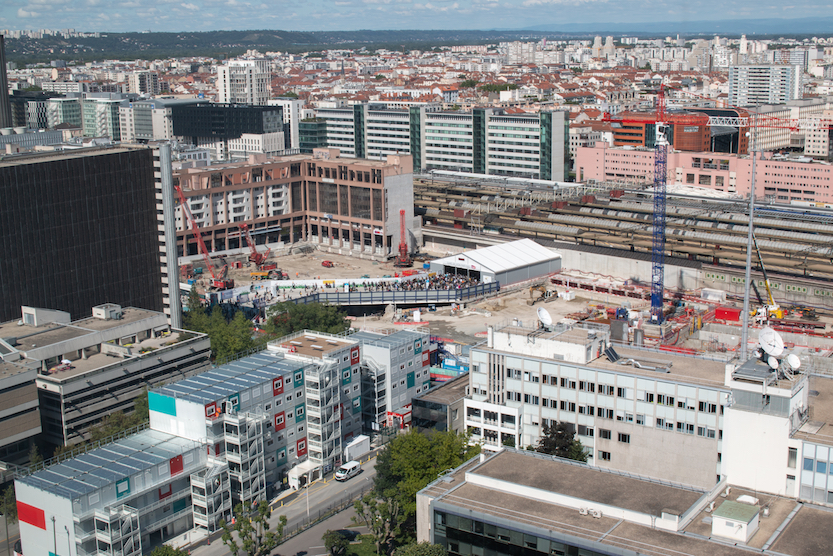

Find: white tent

[429,239,561,285]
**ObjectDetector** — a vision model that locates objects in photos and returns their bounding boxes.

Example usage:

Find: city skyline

[2,0,830,34]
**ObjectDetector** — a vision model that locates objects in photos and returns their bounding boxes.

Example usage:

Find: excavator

[528,284,556,306]
[750,232,784,323]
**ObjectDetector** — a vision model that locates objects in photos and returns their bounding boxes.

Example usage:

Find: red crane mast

[175,185,233,290]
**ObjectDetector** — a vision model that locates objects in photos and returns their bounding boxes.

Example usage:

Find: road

[193,458,377,556]
[277,508,366,556]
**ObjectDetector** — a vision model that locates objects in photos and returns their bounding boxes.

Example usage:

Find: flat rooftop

[0,307,162,354]
[425,451,833,556]
[155,350,303,405]
[19,428,199,499]
[416,372,469,405]
[36,329,200,382]
[273,332,356,360]
[0,146,144,167]
[587,344,729,389]
[473,450,703,516]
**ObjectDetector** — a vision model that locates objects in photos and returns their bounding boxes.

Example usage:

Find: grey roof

[350,329,424,349]
[19,429,198,499]
[155,350,303,405]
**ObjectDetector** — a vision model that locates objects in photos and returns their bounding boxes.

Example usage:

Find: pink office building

[576,142,833,204]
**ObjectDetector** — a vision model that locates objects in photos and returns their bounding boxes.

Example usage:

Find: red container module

[716,307,741,321]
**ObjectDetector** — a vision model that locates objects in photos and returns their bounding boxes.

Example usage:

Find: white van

[335,460,362,481]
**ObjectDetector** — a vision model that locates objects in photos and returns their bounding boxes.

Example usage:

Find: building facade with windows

[216,60,270,106]
[0,146,166,323]
[307,104,568,181]
[465,321,730,489]
[728,64,803,107]
[172,149,414,260]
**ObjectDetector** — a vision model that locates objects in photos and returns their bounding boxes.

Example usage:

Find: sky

[0,0,829,33]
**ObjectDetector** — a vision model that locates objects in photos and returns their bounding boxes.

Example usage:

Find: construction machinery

[750,232,783,322]
[528,284,556,305]
[394,209,413,267]
[239,223,271,267]
[175,185,234,290]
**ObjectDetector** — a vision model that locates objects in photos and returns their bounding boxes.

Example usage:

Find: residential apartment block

[728,64,803,107]
[172,149,414,260]
[304,104,568,181]
[216,59,270,106]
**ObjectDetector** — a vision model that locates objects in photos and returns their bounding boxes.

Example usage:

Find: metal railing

[288,282,500,306]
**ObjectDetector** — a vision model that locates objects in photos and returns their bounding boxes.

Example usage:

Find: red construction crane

[394,209,412,267]
[175,185,234,290]
[239,224,271,267]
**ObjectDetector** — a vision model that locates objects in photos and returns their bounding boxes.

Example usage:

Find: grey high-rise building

[0,36,12,128]
[0,146,165,322]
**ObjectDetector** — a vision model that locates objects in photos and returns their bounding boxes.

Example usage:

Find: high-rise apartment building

[82,97,125,139]
[728,64,803,107]
[127,70,160,95]
[0,147,165,322]
[268,97,304,150]
[307,104,568,181]
[216,59,270,105]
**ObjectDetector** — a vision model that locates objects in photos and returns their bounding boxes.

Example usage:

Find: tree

[352,494,402,556]
[265,302,350,337]
[536,422,587,462]
[459,79,479,89]
[150,546,190,556]
[27,445,43,467]
[322,529,349,556]
[372,430,480,545]
[393,543,448,556]
[502,436,515,448]
[0,485,17,524]
[221,501,286,556]
[375,74,385,80]
[184,294,256,361]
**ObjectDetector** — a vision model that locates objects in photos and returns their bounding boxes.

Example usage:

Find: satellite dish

[759,327,785,357]
[537,307,553,327]
[787,354,801,370]
[767,356,779,370]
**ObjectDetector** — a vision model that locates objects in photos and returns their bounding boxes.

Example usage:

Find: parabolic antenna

[759,327,785,357]
[787,353,801,370]
[537,307,553,327]
[767,356,780,370]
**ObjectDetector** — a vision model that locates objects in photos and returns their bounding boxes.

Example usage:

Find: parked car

[322,260,334,268]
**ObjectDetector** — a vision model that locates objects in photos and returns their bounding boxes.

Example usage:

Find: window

[599,429,611,440]
[636,414,645,425]
[788,447,798,469]
[698,401,717,413]
[598,451,611,461]
[618,433,630,444]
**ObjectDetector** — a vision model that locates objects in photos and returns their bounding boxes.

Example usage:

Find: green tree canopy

[150,546,190,556]
[352,494,402,556]
[393,542,448,556]
[0,485,17,524]
[536,422,587,462]
[372,429,480,546]
[478,83,517,93]
[459,79,479,88]
[221,501,286,556]
[183,290,256,360]
[264,302,350,337]
[322,529,349,556]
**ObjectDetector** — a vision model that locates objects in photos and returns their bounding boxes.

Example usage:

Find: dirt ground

[218,248,594,346]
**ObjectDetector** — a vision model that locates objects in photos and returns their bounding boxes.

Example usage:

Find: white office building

[217,60,270,106]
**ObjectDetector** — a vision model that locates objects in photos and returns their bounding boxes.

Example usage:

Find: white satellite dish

[767,356,779,370]
[759,327,785,357]
[787,354,801,370]
[537,307,553,327]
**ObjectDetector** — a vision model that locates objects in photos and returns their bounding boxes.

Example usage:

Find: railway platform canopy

[428,239,561,285]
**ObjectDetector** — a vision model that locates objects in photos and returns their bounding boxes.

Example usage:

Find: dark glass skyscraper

[0,147,164,321]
